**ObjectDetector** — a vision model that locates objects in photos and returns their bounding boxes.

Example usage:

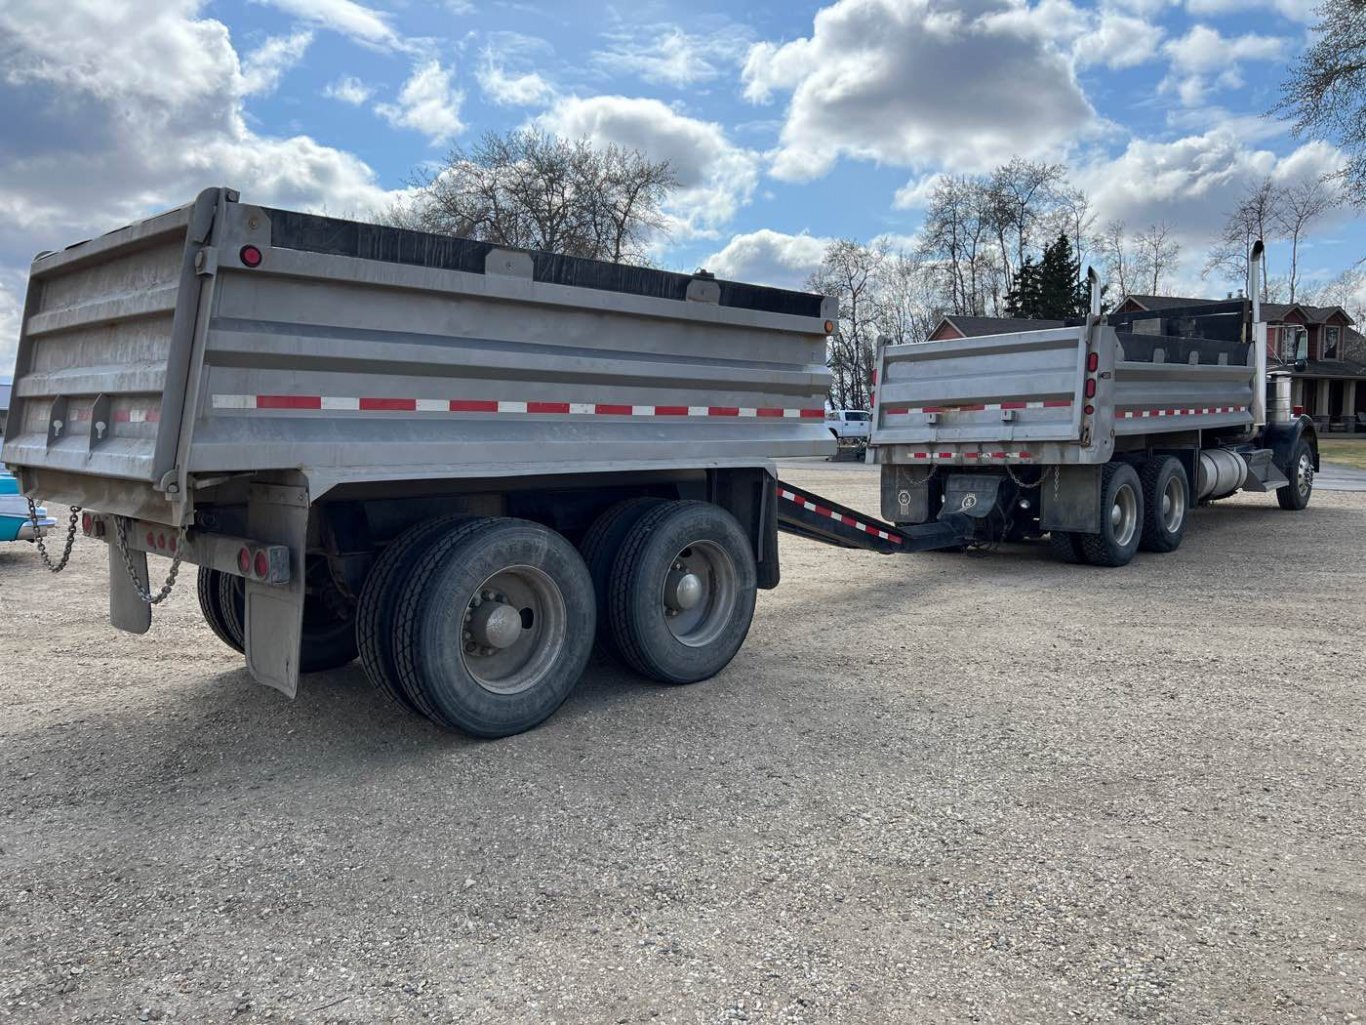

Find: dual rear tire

[356,502,758,737]
[196,562,357,672]
[1048,457,1189,567]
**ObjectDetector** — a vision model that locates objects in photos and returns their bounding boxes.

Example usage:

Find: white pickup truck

[825,408,871,447]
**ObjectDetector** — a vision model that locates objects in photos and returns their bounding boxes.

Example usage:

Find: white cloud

[741,0,1097,180]
[537,95,761,236]
[704,229,832,289]
[477,60,553,107]
[241,30,313,96]
[323,75,373,105]
[1161,25,1286,105]
[0,0,406,370]
[892,173,948,210]
[1076,129,1348,290]
[253,0,407,52]
[375,61,465,145]
[1075,12,1163,69]
[592,26,750,87]
[1185,0,1317,22]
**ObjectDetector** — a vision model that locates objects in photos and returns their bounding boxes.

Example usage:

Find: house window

[1280,325,1306,362]
[1323,325,1341,360]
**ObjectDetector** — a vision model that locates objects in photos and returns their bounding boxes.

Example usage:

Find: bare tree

[1096,220,1134,299]
[1052,186,1097,279]
[1276,177,1338,301]
[1273,0,1366,208]
[806,240,888,410]
[986,158,1067,297]
[918,176,996,316]
[875,249,940,346]
[384,129,678,263]
[1204,178,1281,298]
[1134,222,1182,294]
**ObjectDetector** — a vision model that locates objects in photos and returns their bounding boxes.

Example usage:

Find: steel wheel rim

[1161,474,1186,534]
[1297,453,1313,496]
[1111,483,1139,548]
[459,564,567,695]
[661,540,737,648]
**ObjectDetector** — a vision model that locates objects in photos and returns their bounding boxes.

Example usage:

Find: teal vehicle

[2,376,53,541]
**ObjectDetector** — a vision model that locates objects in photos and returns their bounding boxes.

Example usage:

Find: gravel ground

[1,465,1364,1025]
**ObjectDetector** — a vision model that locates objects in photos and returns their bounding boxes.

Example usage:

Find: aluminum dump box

[870,321,1256,468]
[4,188,836,519]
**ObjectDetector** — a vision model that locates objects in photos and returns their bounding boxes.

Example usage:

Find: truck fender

[1260,415,1319,473]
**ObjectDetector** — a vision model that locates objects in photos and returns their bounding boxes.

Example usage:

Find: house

[1116,294,1363,428]
[927,315,1069,341]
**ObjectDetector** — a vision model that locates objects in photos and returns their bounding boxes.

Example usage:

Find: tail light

[1084,379,1097,398]
[1087,351,1099,372]
[238,546,252,574]
[254,550,269,578]
[239,244,263,268]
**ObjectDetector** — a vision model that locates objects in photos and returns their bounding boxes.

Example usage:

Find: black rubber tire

[1047,530,1088,564]
[607,500,757,685]
[578,497,667,660]
[356,514,469,713]
[216,571,246,650]
[1139,456,1189,553]
[297,559,358,673]
[1078,462,1145,568]
[1276,440,1314,511]
[392,518,595,737]
[197,568,244,653]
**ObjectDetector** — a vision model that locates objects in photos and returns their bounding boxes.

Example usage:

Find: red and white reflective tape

[907,451,1035,461]
[884,400,1072,415]
[776,487,902,545]
[1118,405,1246,419]
[211,395,824,419]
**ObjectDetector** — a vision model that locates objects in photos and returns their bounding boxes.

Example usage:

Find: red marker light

[239,245,263,268]
[254,550,269,579]
[238,546,252,574]
[82,513,92,534]
[1087,351,1099,372]
[1084,404,1095,415]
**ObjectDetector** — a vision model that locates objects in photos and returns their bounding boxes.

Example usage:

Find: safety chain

[113,515,186,605]
[27,499,80,572]
[903,463,938,486]
[1003,463,1041,490]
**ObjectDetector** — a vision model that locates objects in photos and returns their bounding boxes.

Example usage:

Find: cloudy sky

[1,0,1362,370]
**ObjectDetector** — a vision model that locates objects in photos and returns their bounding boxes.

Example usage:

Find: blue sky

[1,0,1363,369]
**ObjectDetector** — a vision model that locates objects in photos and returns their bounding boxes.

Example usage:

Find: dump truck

[3,192,1315,737]
[2,187,906,737]
[870,253,1318,565]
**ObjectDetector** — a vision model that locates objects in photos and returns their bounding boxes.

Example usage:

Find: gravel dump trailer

[870,256,1319,566]
[3,187,905,737]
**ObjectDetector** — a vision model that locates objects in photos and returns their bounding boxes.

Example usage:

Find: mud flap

[108,543,152,634]
[245,479,309,698]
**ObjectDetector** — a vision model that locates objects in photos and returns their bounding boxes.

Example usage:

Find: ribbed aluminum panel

[871,328,1087,455]
[2,199,205,483]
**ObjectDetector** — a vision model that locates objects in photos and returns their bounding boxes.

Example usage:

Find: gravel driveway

[2,466,1363,1024]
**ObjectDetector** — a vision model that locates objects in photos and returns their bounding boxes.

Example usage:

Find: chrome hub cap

[460,568,567,695]
[1111,484,1138,548]
[1161,475,1186,533]
[1297,453,1313,496]
[661,542,737,647]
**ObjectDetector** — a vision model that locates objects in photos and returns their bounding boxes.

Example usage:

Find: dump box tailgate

[871,328,1088,457]
[2,192,215,485]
